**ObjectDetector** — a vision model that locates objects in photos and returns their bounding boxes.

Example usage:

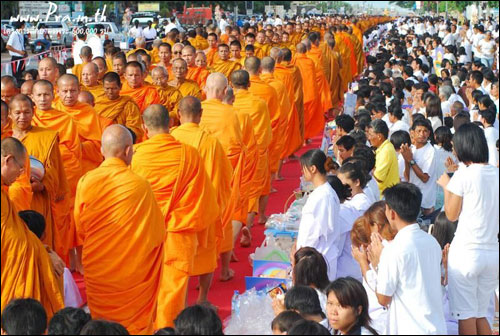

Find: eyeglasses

[173,51,182,54]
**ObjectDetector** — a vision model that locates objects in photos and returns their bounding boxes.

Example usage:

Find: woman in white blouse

[338,161,372,213]
[296,149,341,281]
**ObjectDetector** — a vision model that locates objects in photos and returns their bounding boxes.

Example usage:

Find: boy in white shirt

[371,183,447,335]
[401,120,437,215]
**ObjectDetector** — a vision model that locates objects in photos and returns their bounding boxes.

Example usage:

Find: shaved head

[82,62,99,87]
[1,137,27,186]
[101,124,133,164]
[57,74,79,88]
[80,46,93,58]
[204,73,228,99]
[178,96,202,123]
[143,104,170,131]
[296,43,306,54]
[135,37,146,48]
[9,93,34,110]
[223,86,234,105]
[78,91,95,107]
[282,48,293,62]
[269,47,283,62]
[1,76,19,103]
[244,56,261,75]
[38,57,59,84]
[20,80,34,96]
[230,70,250,88]
[261,57,275,72]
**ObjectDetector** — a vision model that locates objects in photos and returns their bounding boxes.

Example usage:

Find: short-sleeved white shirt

[478,39,496,58]
[336,204,363,282]
[389,120,410,138]
[87,35,104,58]
[143,27,157,40]
[483,127,499,167]
[410,142,437,209]
[364,177,380,204]
[377,224,447,335]
[7,30,25,57]
[446,164,499,250]
[346,192,372,213]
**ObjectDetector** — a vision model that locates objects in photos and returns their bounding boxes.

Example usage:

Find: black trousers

[11,55,26,81]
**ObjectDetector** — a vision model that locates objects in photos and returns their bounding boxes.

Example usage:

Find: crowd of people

[1,7,499,336]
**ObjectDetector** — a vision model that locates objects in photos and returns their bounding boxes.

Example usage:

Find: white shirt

[382,113,393,129]
[364,177,380,204]
[428,116,443,132]
[441,100,451,116]
[472,33,485,57]
[478,39,496,58]
[484,126,499,167]
[143,27,157,40]
[129,26,144,38]
[7,30,25,57]
[410,142,437,209]
[346,193,371,213]
[397,153,406,182]
[447,164,499,250]
[442,33,455,47]
[219,18,229,32]
[433,145,456,179]
[336,204,363,282]
[163,22,177,34]
[297,182,341,281]
[377,224,447,335]
[86,35,104,58]
[72,39,87,65]
[389,120,410,138]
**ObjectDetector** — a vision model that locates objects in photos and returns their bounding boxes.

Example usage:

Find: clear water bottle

[231,290,240,317]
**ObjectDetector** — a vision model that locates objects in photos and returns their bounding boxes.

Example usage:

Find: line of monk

[2,15,390,334]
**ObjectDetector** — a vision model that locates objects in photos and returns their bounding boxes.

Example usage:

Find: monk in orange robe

[260,57,293,179]
[204,33,220,66]
[75,125,165,335]
[1,76,19,104]
[182,46,210,90]
[188,28,209,50]
[112,53,127,82]
[120,61,161,114]
[31,80,83,260]
[347,27,365,76]
[1,137,64,319]
[306,32,333,114]
[229,40,244,65]
[1,100,12,139]
[10,94,69,262]
[72,46,93,83]
[222,87,258,248]
[200,73,245,282]
[125,37,151,59]
[92,57,107,83]
[294,43,325,140]
[151,66,183,125]
[340,28,358,78]
[132,105,219,328]
[254,31,271,58]
[321,34,343,108]
[55,74,103,174]
[334,30,353,95]
[156,43,174,79]
[211,44,242,80]
[281,48,305,140]
[81,62,106,105]
[169,58,202,100]
[95,72,144,140]
[171,96,232,304]
[270,48,303,158]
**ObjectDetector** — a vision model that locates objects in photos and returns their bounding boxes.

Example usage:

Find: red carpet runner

[73,136,323,322]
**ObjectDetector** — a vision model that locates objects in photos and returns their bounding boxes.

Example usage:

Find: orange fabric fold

[120,82,161,114]
[94,96,144,141]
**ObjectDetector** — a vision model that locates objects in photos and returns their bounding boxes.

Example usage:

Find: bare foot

[220,269,235,282]
[270,187,278,193]
[240,227,252,247]
[231,252,239,262]
[258,215,268,225]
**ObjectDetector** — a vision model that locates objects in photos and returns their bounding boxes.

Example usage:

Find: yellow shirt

[374,139,400,196]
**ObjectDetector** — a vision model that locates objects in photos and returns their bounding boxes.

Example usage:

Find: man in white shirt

[479,109,499,166]
[439,85,454,116]
[372,183,447,335]
[401,120,437,214]
[472,25,485,60]
[6,21,27,81]
[87,24,104,58]
[143,21,157,41]
[129,20,144,39]
[72,27,88,65]
[442,27,456,47]
[219,14,229,32]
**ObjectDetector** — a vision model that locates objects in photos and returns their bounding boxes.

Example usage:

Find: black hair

[288,320,331,335]
[434,126,453,152]
[390,130,411,150]
[1,299,47,335]
[352,145,376,172]
[336,135,356,151]
[349,129,367,144]
[444,116,454,129]
[452,123,489,164]
[431,212,458,250]
[154,327,176,335]
[479,108,496,126]
[470,70,483,85]
[425,95,444,121]
[293,247,331,291]
[411,118,432,132]
[384,182,422,223]
[300,149,327,175]
[174,305,223,335]
[48,307,91,335]
[325,277,379,335]
[338,161,368,189]
[336,115,355,133]
[271,311,304,333]
[389,104,403,120]
[80,320,129,335]
[355,114,372,132]
[369,119,389,139]
[327,175,352,203]
[453,112,470,132]
[18,210,46,239]
[374,103,386,114]
[284,286,325,318]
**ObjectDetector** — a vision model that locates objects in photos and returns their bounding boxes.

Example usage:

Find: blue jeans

[34,39,51,50]
[480,57,494,68]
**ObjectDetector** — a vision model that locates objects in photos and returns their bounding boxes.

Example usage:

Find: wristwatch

[409,159,417,166]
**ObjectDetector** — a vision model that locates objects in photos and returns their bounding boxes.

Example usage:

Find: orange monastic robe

[189,36,209,51]
[120,82,161,114]
[248,75,282,171]
[274,63,302,157]
[233,89,272,208]
[94,95,144,141]
[171,123,232,273]
[82,84,106,105]
[211,60,242,80]
[320,43,342,107]
[205,47,220,66]
[131,134,219,328]
[71,62,87,83]
[294,53,325,139]
[1,189,64,319]
[335,33,353,94]
[281,61,305,141]
[200,98,245,250]
[75,158,165,335]
[20,127,70,268]
[54,100,103,174]
[260,73,291,172]
[307,45,333,113]
[341,32,358,78]
[169,79,202,100]
[187,66,210,90]
[156,85,183,126]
